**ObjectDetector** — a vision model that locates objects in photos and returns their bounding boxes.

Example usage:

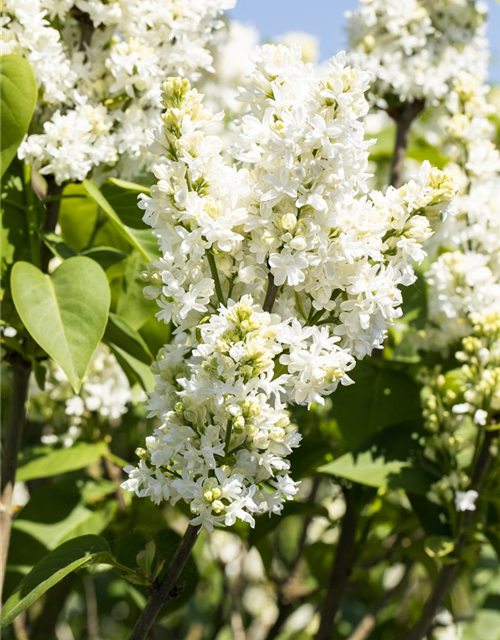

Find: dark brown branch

[0,356,32,601]
[263,271,280,313]
[400,427,496,640]
[314,487,360,640]
[387,100,425,188]
[128,523,201,640]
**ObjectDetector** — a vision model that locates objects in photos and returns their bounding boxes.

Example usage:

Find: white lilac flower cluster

[30,345,134,447]
[420,310,500,510]
[124,296,302,531]
[424,73,500,349]
[198,24,320,147]
[2,0,234,184]
[123,46,456,530]
[346,0,489,105]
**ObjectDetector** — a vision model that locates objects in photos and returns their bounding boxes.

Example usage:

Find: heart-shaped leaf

[0,55,37,177]
[11,257,110,392]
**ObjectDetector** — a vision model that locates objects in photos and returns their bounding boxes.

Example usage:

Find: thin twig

[0,355,32,601]
[104,457,127,511]
[400,427,496,640]
[83,575,99,640]
[128,523,201,640]
[387,100,425,188]
[263,271,280,313]
[314,486,360,640]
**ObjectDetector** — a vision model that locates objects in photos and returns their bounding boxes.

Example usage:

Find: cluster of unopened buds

[420,310,500,512]
[123,45,456,530]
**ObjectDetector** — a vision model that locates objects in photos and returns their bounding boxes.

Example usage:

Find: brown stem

[0,356,32,601]
[104,457,126,511]
[263,271,280,313]
[314,487,360,640]
[84,575,99,640]
[387,101,425,188]
[71,7,95,49]
[400,427,496,640]
[128,523,201,640]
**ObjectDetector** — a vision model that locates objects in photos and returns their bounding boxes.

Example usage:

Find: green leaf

[1,535,113,628]
[81,246,128,270]
[1,160,28,296]
[58,184,99,252]
[83,179,156,262]
[424,536,455,558]
[104,313,155,390]
[40,232,77,261]
[11,257,111,392]
[12,482,117,551]
[463,610,500,640]
[318,427,430,494]
[115,251,158,330]
[249,501,328,546]
[331,361,422,449]
[0,55,37,177]
[17,442,108,482]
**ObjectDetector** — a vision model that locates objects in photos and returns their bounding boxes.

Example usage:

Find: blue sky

[229,0,500,83]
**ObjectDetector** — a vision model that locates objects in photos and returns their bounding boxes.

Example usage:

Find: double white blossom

[346,0,489,105]
[123,297,301,531]
[124,46,456,529]
[2,0,235,183]
[30,345,134,448]
[424,73,500,349]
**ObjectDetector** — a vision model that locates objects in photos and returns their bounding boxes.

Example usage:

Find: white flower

[346,0,488,105]
[29,345,134,447]
[4,0,235,183]
[126,47,456,531]
[455,490,478,512]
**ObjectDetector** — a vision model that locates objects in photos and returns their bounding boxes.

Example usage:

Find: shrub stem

[128,523,201,640]
[314,487,359,640]
[388,100,425,188]
[0,356,32,601]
